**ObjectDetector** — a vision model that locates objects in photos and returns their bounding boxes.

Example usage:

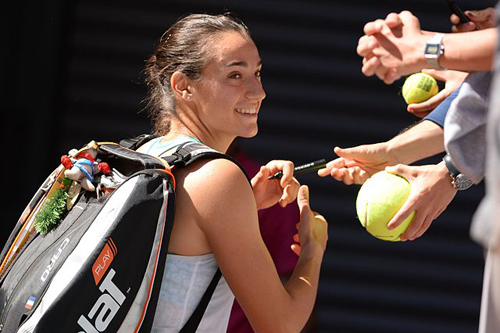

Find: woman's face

[190,31,266,141]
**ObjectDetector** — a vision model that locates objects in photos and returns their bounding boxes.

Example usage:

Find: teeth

[235,108,257,115]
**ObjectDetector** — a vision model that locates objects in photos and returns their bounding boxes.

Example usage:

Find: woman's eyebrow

[225,59,262,68]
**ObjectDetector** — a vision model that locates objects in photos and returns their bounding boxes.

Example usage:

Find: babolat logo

[77,239,126,333]
[41,238,70,282]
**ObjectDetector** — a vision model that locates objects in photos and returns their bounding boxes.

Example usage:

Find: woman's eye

[229,73,242,79]
[255,70,262,78]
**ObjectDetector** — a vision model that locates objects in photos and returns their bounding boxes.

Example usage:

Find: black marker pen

[268,159,327,180]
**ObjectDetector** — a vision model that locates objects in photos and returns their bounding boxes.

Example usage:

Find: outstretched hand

[385,163,457,241]
[318,144,396,185]
[251,160,300,210]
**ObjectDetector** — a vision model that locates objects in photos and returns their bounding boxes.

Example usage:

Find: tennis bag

[0,135,238,333]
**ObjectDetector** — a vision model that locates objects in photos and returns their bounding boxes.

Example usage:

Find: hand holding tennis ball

[356,171,415,241]
[402,72,439,104]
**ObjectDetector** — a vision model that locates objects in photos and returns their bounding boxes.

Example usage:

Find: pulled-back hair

[143,13,250,135]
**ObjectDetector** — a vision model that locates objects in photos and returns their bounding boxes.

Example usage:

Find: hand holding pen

[268,159,327,180]
[251,158,326,210]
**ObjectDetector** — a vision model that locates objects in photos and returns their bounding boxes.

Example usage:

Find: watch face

[455,174,474,190]
[425,44,439,55]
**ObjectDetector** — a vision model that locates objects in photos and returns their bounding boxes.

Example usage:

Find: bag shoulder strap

[179,268,222,333]
[119,134,159,151]
[163,140,250,182]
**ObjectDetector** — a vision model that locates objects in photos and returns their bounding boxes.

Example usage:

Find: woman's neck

[166,118,234,153]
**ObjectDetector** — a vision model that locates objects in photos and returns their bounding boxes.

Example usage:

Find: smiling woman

[137,13,329,333]
[143,13,265,149]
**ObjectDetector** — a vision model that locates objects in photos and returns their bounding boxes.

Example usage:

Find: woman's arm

[184,158,328,333]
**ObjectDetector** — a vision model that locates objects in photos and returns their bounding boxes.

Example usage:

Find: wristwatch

[443,154,473,190]
[424,34,445,69]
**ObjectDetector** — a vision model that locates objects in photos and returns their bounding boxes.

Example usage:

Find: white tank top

[151,254,234,333]
[142,137,235,333]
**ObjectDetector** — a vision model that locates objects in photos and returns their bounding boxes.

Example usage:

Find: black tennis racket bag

[0,135,236,333]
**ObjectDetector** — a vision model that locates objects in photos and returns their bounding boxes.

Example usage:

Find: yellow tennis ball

[356,171,415,241]
[402,72,439,104]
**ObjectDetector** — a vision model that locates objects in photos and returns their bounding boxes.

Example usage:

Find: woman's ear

[171,71,192,101]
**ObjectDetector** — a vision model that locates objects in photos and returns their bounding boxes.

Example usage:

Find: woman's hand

[251,160,300,210]
[291,185,329,256]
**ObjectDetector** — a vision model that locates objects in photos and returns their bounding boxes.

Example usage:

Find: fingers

[250,165,269,188]
[451,8,496,32]
[451,21,476,33]
[383,68,401,84]
[399,10,421,31]
[363,19,385,35]
[385,12,402,29]
[319,146,371,184]
[468,8,497,29]
[263,160,294,188]
[297,185,311,219]
[384,164,414,230]
[259,160,300,208]
[357,35,379,57]
[450,13,461,26]
[398,210,422,241]
[363,12,404,35]
[291,243,301,256]
[332,167,368,185]
[318,146,361,178]
[399,209,435,241]
[412,214,434,239]
[280,178,300,207]
[361,55,381,77]
[262,160,297,207]
[375,63,390,82]
[318,156,347,177]
[387,195,416,231]
[407,90,448,117]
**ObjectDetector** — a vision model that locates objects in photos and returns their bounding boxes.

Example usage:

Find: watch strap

[443,153,459,177]
[443,154,474,190]
[425,34,445,69]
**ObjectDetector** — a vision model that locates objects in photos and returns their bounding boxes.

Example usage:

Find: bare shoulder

[175,157,256,222]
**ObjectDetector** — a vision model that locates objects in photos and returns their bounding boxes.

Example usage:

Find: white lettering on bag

[77,268,127,333]
[41,238,70,282]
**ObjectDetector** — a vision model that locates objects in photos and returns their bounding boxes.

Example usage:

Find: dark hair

[143,13,250,135]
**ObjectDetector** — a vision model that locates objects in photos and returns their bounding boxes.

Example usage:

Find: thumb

[334,146,364,159]
[399,10,421,31]
[407,89,448,116]
[420,68,446,82]
[297,185,312,218]
[250,166,268,188]
[385,164,409,176]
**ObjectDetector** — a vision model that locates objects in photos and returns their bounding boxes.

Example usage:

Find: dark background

[4,1,496,332]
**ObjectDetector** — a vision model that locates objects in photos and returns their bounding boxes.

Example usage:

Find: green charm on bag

[35,177,73,234]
